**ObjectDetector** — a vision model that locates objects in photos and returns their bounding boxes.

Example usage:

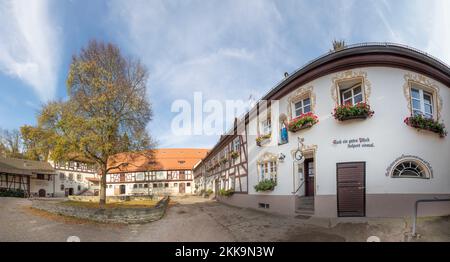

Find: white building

[105,149,208,196]
[0,157,56,197]
[194,43,450,218]
[50,160,99,197]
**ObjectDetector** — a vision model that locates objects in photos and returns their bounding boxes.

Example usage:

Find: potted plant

[254,179,277,192]
[230,151,240,159]
[404,114,447,137]
[256,133,271,146]
[288,112,319,132]
[332,102,374,121]
[220,157,228,165]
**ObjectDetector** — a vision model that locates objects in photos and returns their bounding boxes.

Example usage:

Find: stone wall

[68,195,157,203]
[32,196,170,224]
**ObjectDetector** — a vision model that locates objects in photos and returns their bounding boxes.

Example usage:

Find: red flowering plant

[288,112,319,132]
[332,102,374,121]
[404,114,447,138]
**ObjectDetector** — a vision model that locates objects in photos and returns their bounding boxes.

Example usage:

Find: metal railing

[292,180,305,195]
[412,198,450,237]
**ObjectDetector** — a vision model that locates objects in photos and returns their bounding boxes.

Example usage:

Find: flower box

[220,157,228,165]
[230,151,239,159]
[254,179,277,192]
[404,115,447,138]
[332,102,374,121]
[256,133,271,146]
[288,112,319,133]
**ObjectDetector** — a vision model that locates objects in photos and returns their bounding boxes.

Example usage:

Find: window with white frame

[259,161,277,182]
[339,81,363,106]
[233,137,240,152]
[294,97,311,117]
[261,118,271,135]
[392,160,429,179]
[411,87,434,119]
[136,173,144,181]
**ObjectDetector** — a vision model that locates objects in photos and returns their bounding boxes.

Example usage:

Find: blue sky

[0,0,449,149]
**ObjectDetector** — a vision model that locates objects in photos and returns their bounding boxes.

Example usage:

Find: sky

[0,0,449,149]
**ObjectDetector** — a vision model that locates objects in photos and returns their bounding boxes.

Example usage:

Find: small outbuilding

[0,157,56,197]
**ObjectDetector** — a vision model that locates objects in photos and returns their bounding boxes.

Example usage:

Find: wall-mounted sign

[294,149,304,163]
[332,137,375,149]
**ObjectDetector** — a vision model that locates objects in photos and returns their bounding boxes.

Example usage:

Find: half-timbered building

[50,160,100,197]
[193,119,249,202]
[106,148,208,196]
[0,157,56,197]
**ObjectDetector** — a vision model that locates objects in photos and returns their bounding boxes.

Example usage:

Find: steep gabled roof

[0,157,56,175]
[107,148,209,173]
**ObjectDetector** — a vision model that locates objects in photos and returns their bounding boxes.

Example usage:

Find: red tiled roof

[107,148,209,174]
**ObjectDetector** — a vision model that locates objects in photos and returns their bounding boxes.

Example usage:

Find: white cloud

[0,0,60,101]
[427,0,450,64]
[107,0,288,147]
[106,0,450,148]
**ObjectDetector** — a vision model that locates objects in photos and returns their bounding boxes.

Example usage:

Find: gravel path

[0,197,448,242]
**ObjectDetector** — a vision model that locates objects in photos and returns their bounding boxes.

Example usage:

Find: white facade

[50,160,99,197]
[29,174,55,197]
[105,170,194,196]
[242,67,450,217]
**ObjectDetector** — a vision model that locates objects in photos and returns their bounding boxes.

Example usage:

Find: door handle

[358,187,365,190]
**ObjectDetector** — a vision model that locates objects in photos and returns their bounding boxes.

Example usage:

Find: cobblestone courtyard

[0,197,448,242]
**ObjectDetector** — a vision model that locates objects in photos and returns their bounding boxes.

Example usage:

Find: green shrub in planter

[204,189,214,197]
[254,179,277,192]
[219,189,234,197]
[0,188,26,198]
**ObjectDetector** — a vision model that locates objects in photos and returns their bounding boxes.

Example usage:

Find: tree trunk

[99,168,107,205]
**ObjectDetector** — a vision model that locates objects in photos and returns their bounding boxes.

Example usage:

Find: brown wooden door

[114,186,120,195]
[179,183,185,193]
[120,185,126,194]
[304,159,315,196]
[38,189,46,197]
[336,162,365,217]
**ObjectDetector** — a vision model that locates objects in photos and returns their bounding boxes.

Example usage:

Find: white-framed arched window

[386,155,432,179]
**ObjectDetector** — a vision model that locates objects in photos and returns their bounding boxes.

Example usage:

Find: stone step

[297,200,314,205]
[295,208,314,215]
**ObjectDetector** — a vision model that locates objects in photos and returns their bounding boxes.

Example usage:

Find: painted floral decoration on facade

[288,112,319,132]
[230,151,239,159]
[404,115,447,138]
[254,179,277,192]
[256,133,271,146]
[332,102,374,121]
